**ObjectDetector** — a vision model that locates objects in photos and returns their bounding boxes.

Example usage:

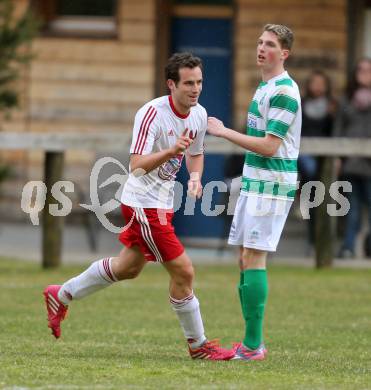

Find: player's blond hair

[263,24,294,50]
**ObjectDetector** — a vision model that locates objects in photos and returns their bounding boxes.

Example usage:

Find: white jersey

[121,95,207,209]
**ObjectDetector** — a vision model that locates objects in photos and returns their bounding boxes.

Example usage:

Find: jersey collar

[168,95,190,119]
[266,70,288,84]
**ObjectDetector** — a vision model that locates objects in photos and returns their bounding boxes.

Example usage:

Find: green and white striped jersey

[241,71,302,200]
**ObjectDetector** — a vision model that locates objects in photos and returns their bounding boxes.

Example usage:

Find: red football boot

[43,285,68,339]
[188,339,235,360]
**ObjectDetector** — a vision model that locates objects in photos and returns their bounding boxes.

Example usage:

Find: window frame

[32,0,118,39]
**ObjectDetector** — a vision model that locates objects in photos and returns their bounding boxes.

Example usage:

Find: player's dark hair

[346,57,371,99]
[304,70,333,100]
[165,52,203,84]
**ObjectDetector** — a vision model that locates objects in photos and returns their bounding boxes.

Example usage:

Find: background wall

[234,0,347,129]
[0,0,353,221]
[0,0,157,220]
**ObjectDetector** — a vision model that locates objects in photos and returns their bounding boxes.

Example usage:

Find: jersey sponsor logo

[248,116,257,129]
[187,129,198,140]
[158,153,184,181]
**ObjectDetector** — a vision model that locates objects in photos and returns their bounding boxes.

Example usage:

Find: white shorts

[228,194,293,252]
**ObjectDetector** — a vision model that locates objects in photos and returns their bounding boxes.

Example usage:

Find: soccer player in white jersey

[207,24,302,361]
[43,53,234,361]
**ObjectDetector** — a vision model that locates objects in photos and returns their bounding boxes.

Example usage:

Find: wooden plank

[236,31,346,53]
[118,21,155,43]
[235,89,254,108]
[25,149,96,167]
[235,56,346,80]
[294,30,346,50]
[172,5,234,18]
[33,39,154,64]
[238,0,345,7]
[0,201,26,221]
[65,150,96,164]
[27,120,131,134]
[2,133,371,157]
[155,0,171,96]
[30,81,153,105]
[30,62,154,85]
[288,70,346,94]
[0,108,27,122]
[25,150,44,165]
[0,132,132,151]
[236,8,345,30]
[2,120,132,134]
[118,0,155,21]
[235,26,346,50]
[234,67,259,87]
[0,150,27,165]
[289,67,346,81]
[300,138,371,156]
[1,182,30,201]
[30,99,139,123]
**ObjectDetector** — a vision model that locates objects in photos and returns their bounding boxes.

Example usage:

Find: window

[34,0,117,38]
[174,0,232,4]
[56,1,115,16]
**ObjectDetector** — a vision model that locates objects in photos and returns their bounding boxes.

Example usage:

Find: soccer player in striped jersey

[43,53,234,361]
[207,24,301,361]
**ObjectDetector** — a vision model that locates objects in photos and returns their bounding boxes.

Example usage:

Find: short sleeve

[130,105,158,155]
[188,109,207,155]
[266,88,299,139]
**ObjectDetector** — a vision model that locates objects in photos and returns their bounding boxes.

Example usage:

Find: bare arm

[207,117,282,157]
[130,129,193,174]
[130,149,176,174]
[185,153,204,198]
[186,153,204,179]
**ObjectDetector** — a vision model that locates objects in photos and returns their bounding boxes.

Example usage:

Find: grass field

[0,258,371,390]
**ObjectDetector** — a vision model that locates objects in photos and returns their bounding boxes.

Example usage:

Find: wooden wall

[1,0,349,221]
[1,0,157,220]
[234,0,347,129]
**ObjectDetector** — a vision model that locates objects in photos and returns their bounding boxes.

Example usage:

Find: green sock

[240,269,268,350]
[238,272,247,319]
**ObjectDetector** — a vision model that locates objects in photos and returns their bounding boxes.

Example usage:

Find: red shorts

[118,204,184,262]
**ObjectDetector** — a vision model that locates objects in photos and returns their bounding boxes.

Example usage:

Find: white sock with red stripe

[170,292,206,349]
[58,257,117,305]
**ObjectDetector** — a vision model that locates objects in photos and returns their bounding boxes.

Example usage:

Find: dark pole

[315,157,336,268]
[42,151,64,268]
